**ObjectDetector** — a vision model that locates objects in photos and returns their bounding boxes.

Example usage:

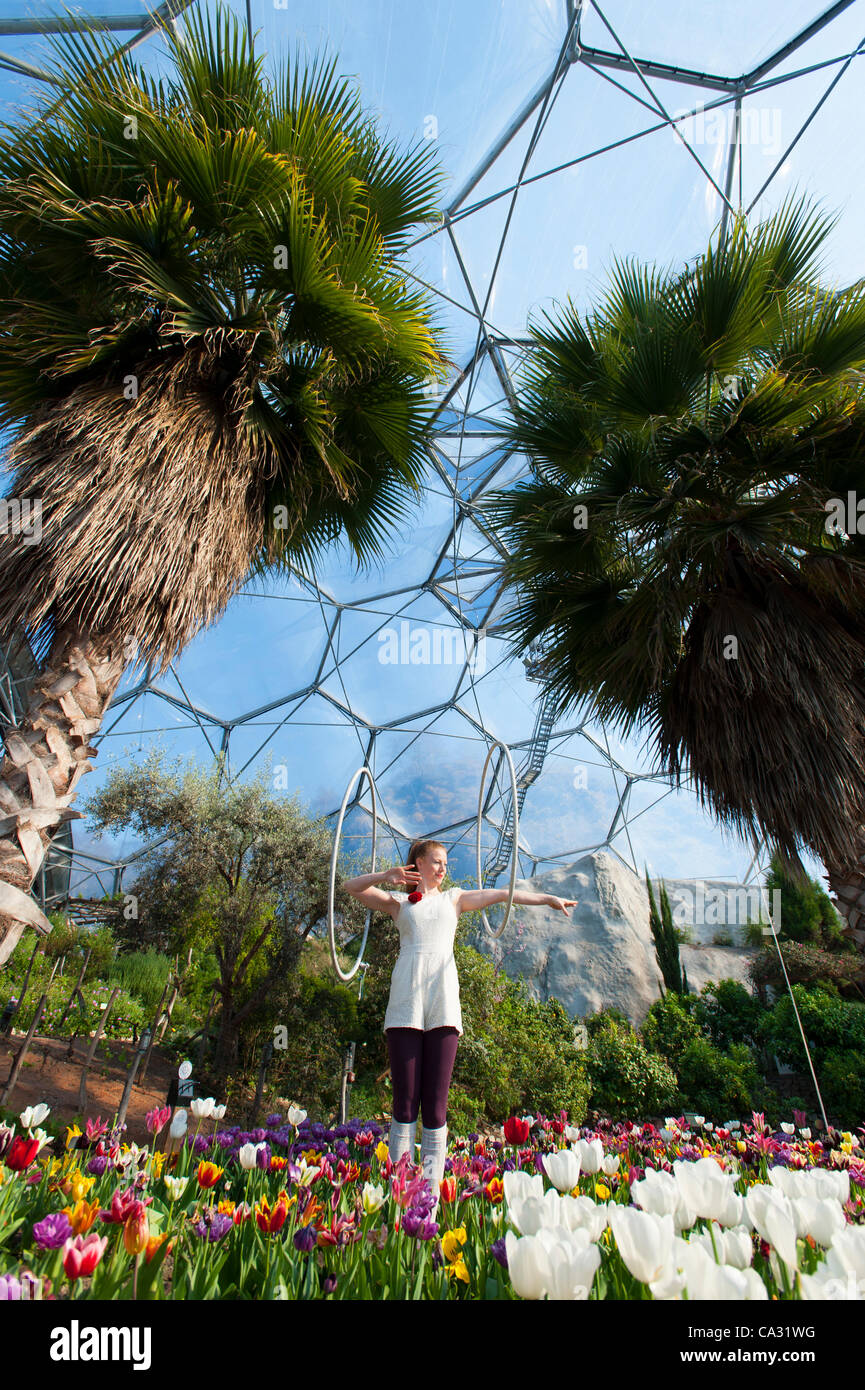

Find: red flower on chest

[407,891,423,904]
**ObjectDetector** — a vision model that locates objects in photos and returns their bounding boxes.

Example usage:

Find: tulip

[4,1136,40,1171]
[601,1154,620,1176]
[790,1195,845,1247]
[145,1107,171,1136]
[504,1230,552,1299]
[190,1098,215,1120]
[672,1156,738,1223]
[169,1109,188,1139]
[288,1106,307,1127]
[123,1208,149,1257]
[0,1275,21,1300]
[542,1228,601,1301]
[362,1182,385,1215]
[238,1142,267,1170]
[196,1161,224,1189]
[608,1206,676,1285]
[211,1104,227,1121]
[745,1184,799,1272]
[19,1103,50,1130]
[164,1175,188,1202]
[503,1169,544,1207]
[573,1137,604,1173]
[439,1175,457,1204]
[62,1199,101,1236]
[543,1148,581,1193]
[255,1196,289,1235]
[503,1116,531,1146]
[62,1233,108,1281]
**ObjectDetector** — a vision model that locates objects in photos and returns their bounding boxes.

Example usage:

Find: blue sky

[1,1,862,897]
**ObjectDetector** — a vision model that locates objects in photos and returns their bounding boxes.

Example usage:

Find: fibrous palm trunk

[0,627,127,964]
[826,845,865,952]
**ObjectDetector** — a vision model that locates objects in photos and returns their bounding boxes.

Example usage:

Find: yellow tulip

[65,1124,82,1152]
[595,1183,611,1200]
[63,1199,101,1235]
[442,1227,467,1263]
[446,1256,470,1284]
[375,1141,389,1164]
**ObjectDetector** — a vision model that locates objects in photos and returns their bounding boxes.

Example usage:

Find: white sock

[388,1117,417,1165]
[420,1123,448,1202]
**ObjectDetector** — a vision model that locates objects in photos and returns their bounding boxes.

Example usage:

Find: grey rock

[465,850,758,1028]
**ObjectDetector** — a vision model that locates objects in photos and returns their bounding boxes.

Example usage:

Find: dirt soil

[0,1032,183,1147]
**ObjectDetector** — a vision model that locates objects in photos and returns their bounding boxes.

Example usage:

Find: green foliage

[692,979,764,1052]
[758,984,865,1068]
[674,1036,765,1118]
[646,872,686,994]
[819,1048,865,1128]
[640,991,701,1065]
[108,950,174,1016]
[582,1010,678,1118]
[764,853,846,947]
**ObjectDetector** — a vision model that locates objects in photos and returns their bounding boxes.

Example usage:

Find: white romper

[383,887,463,1036]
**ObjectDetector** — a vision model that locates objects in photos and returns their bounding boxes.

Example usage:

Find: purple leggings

[386,1026,459,1128]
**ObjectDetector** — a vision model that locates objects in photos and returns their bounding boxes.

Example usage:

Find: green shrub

[818,1048,865,1129]
[583,1013,678,1118]
[675,1036,764,1118]
[640,992,700,1065]
[109,950,174,1015]
[692,980,764,1052]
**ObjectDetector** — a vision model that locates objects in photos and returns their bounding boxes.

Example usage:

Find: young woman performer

[342,839,577,1202]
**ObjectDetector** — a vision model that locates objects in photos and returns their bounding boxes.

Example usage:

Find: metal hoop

[328,765,378,982]
[475,740,519,939]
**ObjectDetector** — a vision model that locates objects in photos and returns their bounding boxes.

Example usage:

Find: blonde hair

[407,838,447,867]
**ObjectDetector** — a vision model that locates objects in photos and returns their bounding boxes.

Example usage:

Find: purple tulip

[293,1224,318,1253]
[0,1275,21,1300]
[0,1125,14,1159]
[33,1213,73,1250]
[86,1155,109,1176]
[322,1272,338,1295]
[255,1145,271,1170]
[402,1208,439,1241]
[490,1237,508,1269]
[193,1213,233,1242]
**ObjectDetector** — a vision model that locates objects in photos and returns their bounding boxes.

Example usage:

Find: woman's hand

[383,863,422,889]
[545,895,578,916]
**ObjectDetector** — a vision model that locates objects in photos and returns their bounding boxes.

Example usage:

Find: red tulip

[62,1233,108,1281]
[503,1116,530,1146]
[4,1136,40,1171]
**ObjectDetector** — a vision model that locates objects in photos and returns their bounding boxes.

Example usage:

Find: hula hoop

[328,765,378,982]
[475,740,519,939]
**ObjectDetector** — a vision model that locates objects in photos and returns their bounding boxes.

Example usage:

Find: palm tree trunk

[0,628,127,965]
[826,849,865,952]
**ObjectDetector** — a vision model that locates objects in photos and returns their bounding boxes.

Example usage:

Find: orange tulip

[196,1161,224,1189]
[439,1176,457,1204]
[62,1198,101,1236]
[255,1195,289,1235]
[144,1233,173,1265]
[123,1208,149,1256]
[484,1177,504,1204]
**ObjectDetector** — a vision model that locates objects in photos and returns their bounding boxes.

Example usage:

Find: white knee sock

[388,1117,417,1165]
[420,1123,448,1201]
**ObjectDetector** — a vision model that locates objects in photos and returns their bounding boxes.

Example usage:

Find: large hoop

[475,740,519,939]
[328,765,378,982]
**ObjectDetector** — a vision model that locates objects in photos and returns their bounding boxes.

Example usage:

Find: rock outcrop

[464,850,758,1028]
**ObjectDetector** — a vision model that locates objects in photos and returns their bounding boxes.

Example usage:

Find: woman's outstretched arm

[454,887,577,916]
[341,864,421,914]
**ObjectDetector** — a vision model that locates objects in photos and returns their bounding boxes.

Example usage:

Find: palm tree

[482,197,865,951]
[0,5,450,963]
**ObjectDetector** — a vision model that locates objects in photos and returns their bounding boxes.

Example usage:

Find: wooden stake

[0,992,47,1108]
[77,987,120,1115]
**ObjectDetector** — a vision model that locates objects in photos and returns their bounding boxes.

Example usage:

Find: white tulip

[716,1187,746,1228]
[238,1142,266,1170]
[689,1223,752,1269]
[543,1148,582,1192]
[669,1237,752,1301]
[564,1125,581,1143]
[288,1106,307,1127]
[169,1108,188,1138]
[504,1231,552,1300]
[630,1126,642,1138]
[608,1206,675,1285]
[790,1195,845,1247]
[804,1167,849,1206]
[740,1266,769,1299]
[557,1194,610,1242]
[799,1128,811,1139]
[745,1183,799,1272]
[503,1169,544,1208]
[539,1227,601,1300]
[602,1154,620,1175]
[573,1137,604,1173]
[673,1156,738,1223]
[362,1182,385,1214]
[191,1097,215,1120]
[211,1104,226,1121]
[507,1194,550,1237]
[631,1168,680,1218]
[768,1166,808,1201]
[781,1122,795,1135]
[658,1128,676,1144]
[19,1103,50,1130]
[693,1116,705,1127]
[164,1175,188,1201]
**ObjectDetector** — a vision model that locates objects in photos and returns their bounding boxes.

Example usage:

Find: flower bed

[1,1102,863,1300]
